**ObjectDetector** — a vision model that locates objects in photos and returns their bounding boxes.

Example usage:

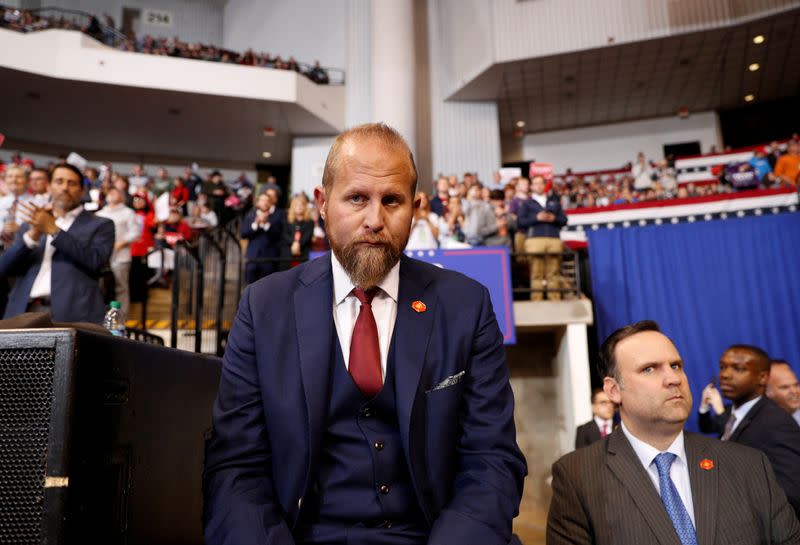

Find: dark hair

[489,189,504,200]
[598,320,661,379]
[726,344,771,372]
[591,387,605,403]
[51,162,84,183]
[30,167,51,181]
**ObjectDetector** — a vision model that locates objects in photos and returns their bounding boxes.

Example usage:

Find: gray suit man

[547,321,799,545]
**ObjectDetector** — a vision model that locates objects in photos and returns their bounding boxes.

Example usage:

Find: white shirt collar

[594,416,613,430]
[621,420,687,469]
[59,205,84,224]
[732,395,761,421]
[330,251,400,306]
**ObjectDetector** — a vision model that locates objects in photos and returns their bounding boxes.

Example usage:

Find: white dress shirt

[729,396,761,435]
[24,206,84,299]
[251,205,275,231]
[331,252,399,380]
[621,421,696,527]
[531,193,547,208]
[593,416,613,436]
[96,203,141,266]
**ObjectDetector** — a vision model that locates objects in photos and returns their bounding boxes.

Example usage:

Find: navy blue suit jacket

[241,207,286,260]
[203,253,527,545]
[0,210,114,323]
[516,195,567,239]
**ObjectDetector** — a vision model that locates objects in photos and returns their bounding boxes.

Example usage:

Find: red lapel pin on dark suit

[411,300,426,313]
[699,459,714,470]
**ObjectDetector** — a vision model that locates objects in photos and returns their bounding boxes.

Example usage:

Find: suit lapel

[606,430,682,545]
[393,256,436,467]
[685,433,717,545]
[729,397,764,442]
[293,254,335,484]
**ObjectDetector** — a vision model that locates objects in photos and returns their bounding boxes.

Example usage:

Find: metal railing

[509,247,583,300]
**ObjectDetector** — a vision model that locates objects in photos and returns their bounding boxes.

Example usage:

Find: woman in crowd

[406,192,442,250]
[281,194,314,268]
[171,176,190,214]
[129,193,156,303]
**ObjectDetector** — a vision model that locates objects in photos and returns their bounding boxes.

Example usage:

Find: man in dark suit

[204,123,527,545]
[548,321,799,545]
[516,175,567,301]
[574,388,616,449]
[241,189,286,284]
[699,345,800,517]
[0,163,114,324]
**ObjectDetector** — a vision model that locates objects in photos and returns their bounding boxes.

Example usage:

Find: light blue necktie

[653,452,698,545]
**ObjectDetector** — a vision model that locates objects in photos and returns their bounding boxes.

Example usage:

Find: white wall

[223,0,347,70]
[40,0,224,44]
[520,111,722,172]
[290,137,334,199]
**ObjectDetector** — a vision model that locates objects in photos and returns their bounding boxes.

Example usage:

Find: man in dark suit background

[574,388,616,449]
[547,321,799,545]
[0,163,114,323]
[241,189,286,284]
[699,345,800,517]
[204,123,527,545]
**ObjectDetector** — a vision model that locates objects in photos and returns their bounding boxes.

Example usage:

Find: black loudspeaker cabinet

[0,328,222,544]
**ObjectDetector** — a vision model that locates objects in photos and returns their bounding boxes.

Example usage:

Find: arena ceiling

[450,8,800,135]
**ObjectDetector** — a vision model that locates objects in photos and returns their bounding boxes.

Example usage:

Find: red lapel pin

[411,300,426,313]
[699,459,714,470]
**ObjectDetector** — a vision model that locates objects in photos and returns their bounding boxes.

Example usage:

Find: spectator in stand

[184,166,204,201]
[171,176,190,213]
[281,194,314,268]
[113,174,134,207]
[308,60,330,84]
[188,193,218,228]
[508,177,530,217]
[774,140,800,186]
[631,152,653,191]
[129,194,155,305]
[406,191,442,250]
[462,184,496,246]
[152,167,173,197]
[518,175,568,301]
[484,205,513,248]
[28,168,51,207]
[0,166,31,248]
[441,195,468,247]
[129,163,151,192]
[154,207,193,248]
[0,163,114,323]
[750,149,778,186]
[230,173,254,211]
[241,191,285,284]
[767,360,800,426]
[430,176,450,216]
[203,170,230,224]
[96,186,142,315]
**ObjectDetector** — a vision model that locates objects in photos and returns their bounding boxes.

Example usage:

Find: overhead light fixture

[262,151,272,158]
[516,120,525,128]
[752,35,765,44]
[748,63,760,72]
[744,94,755,102]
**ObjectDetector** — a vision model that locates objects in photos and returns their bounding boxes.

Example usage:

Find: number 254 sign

[143,9,173,27]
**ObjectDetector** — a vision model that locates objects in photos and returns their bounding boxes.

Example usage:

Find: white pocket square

[427,371,465,393]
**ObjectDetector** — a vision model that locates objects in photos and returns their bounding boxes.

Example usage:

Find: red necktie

[349,287,382,397]
[601,423,608,437]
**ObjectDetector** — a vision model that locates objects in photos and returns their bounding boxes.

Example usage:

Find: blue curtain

[588,213,800,431]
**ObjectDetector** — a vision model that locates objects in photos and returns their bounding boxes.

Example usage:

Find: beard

[327,228,407,289]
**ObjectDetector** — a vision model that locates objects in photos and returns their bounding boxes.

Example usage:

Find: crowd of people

[1,6,333,84]
[545,135,800,210]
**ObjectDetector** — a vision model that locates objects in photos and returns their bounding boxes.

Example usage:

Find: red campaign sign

[529,162,553,181]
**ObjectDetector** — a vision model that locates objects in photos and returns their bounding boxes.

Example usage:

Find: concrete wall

[290,136,334,198]
[519,111,722,172]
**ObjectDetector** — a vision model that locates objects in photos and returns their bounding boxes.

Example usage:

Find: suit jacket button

[379,484,390,494]
[383,520,393,529]
[297,497,303,509]
[374,441,384,451]
[363,408,374,418]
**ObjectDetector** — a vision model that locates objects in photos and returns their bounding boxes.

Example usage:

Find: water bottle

[104,301,126,337]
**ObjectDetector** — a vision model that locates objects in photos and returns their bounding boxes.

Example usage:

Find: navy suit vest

[295,330,427,544]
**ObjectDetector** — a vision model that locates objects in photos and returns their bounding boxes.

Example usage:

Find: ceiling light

[262,151,272,158]
[748,63,760,72]
[516,120,525,127]
[744,94,755,102]
[752,35,765,44]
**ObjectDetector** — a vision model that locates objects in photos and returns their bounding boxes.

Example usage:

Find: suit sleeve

[0,227,36,279]
[240,211,258,239]
[51,218,114,275]
[758,417,800,517]
[516,200,535,231]
[552,203,567,228]
[546,460,593,545]
[698,408,726,436]
[203,286,296,545]
[428,286,527,545]
[574,425,587,450]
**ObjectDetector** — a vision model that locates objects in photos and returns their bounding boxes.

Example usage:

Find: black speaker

[0,328,221,544]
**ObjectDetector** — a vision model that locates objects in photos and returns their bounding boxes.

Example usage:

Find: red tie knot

[353,287,378,305]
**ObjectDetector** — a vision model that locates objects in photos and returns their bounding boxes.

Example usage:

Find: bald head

[322,123,417,193]
[767,361,800,414]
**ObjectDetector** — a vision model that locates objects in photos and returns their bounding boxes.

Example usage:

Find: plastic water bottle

[104,301,126,337]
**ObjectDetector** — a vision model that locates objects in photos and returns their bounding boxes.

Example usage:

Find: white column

[555,323,593,456]
[371,0,416,154]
